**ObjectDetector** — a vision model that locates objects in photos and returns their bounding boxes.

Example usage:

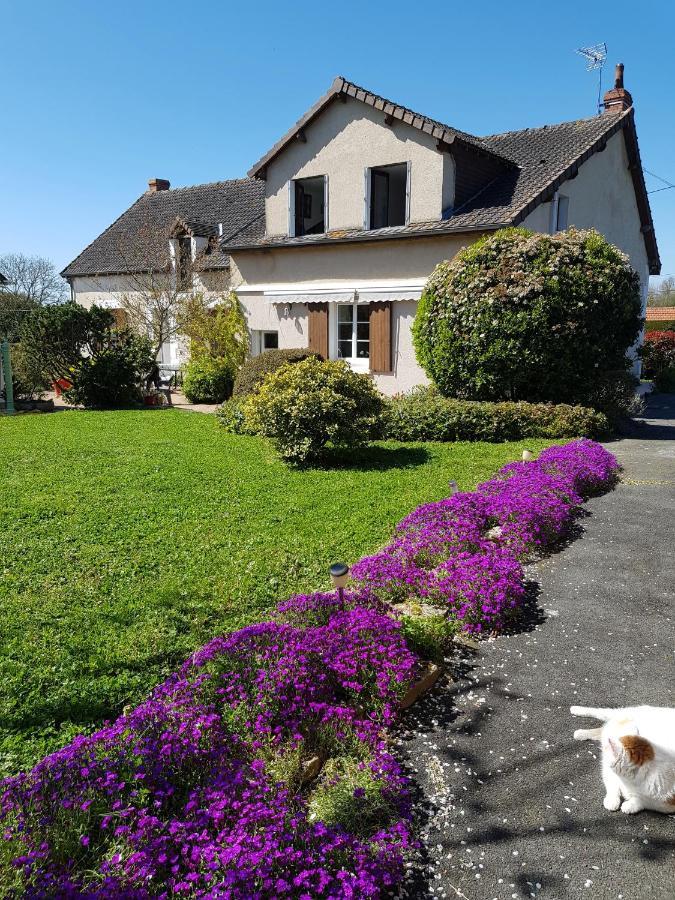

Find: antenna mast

[576,42,608,113]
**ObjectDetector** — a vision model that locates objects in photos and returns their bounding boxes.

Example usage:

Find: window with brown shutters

[307,303,328,358]
[369,302,392,373]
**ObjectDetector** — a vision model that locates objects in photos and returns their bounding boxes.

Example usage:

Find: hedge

[381,388,610,442]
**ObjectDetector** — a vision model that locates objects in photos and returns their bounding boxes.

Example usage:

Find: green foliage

[19,301,117,384]
[381,386,610,441]
[413,227,642,404]
[215,397,256,434]
[232,348,319,398]
[584,371,644,423]
[8,343,48,401]
[307,756,398,837]
[0,409,553,775]
[641,331,675,391]
[0,293,40,342]
[401,613,459,664]
[182,356,234,403]
[645,319,675,333]
[244,357,385,465]
[63,332,154,409]
[178,292,248,369]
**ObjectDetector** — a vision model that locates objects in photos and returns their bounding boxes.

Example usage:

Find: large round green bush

[183,357,234,403]
[243,357,384,465]
[412,228,642,403]
[232,348,319,398]
[63,333,154,409]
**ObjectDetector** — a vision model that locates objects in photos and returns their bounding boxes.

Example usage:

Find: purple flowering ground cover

[0,440,619,898]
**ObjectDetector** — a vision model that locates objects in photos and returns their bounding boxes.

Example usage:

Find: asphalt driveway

[398,394,675,900]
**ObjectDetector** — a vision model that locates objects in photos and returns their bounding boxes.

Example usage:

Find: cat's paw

[573,729,587,741]
[603,793,621,811]
[570,705,585,716]
[621,798,643,815]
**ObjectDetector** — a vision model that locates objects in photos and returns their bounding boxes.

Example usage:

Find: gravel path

[397,394,675,900]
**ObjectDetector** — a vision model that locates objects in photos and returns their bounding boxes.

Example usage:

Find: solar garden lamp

[329,562,350,603]
[448,480,459,495]
[522,449,534,461]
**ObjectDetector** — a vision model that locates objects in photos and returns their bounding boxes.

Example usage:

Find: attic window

[366,163,409,230]
[290,176,327,236]
[177,237,192,290]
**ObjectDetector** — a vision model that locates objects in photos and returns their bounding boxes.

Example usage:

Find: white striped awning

[263,286,424,304]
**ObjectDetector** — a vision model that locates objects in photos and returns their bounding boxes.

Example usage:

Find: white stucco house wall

[62,65,659,393]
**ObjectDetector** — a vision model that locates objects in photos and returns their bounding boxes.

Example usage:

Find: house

[62,64,659,392]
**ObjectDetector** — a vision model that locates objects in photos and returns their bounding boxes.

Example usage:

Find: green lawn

[0,409,553,775]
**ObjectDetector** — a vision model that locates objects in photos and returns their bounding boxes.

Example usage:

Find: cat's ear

[619,735,654,766]
[607,737,620,757]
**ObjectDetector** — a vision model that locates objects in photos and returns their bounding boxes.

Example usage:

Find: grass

[0,408,554,775]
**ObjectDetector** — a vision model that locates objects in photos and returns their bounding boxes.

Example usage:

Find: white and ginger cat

[571,705,675,815]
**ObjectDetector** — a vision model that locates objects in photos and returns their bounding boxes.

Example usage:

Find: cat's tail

[570,705,616,721]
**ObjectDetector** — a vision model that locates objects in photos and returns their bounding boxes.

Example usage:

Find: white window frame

[251,329,280,356]
[364,161,411,230]
[288,175,329,237]
[330,299,370,372]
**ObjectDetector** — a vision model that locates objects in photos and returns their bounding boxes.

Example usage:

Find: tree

[647,276,675,308]
[0,253,67,305]
[412,228,642,404]
[108,214,230,360]
[177,291,248,368]
[19,301,118,383]
[0,293,40,342]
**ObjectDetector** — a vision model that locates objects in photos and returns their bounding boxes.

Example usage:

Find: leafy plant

[244,357,385,465]
[182,356,234,403]
[413,227,642,404]
[62,332,154,409]
[232,347,319,398]
[19,301,117,384]
[382,386,610,441]
[641,330,675,391]
[7,342,48,401]
[178,291,248,368]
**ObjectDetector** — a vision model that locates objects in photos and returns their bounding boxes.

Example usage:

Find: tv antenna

[576,42,607,113]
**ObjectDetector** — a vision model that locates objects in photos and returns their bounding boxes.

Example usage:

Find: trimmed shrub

[63,333,155,409]
[232,347,319,398]
[243,357,385,465]
[381,386,610,441]
[182,356,234,403]
[215,396,254,434]
[645,319,675,333]
[641,330,675,391]
[413,227,642,404]
[584,371,644,423]
[7,342,48,401]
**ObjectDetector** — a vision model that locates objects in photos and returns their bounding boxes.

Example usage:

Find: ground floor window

[252,329,279,355]
[335,301,369,367]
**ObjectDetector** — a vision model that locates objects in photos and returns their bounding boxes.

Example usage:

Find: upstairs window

[177,237,192,290]
[366,163,409,229]
[290,176,327,236]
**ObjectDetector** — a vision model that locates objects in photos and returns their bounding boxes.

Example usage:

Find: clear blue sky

[1,0,673,282]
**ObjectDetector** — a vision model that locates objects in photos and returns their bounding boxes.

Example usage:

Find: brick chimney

[148,178,170,192]
[603,63,633,113]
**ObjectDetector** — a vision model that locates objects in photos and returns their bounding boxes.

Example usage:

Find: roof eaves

[247,75,515,179]
[61,193,148,278]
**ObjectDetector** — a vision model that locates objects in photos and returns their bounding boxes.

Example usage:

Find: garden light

[522,449,534,461]
[448,480,459,495]
[330,561,350,602]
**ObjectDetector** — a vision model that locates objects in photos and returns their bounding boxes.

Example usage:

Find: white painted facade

[68,96,655,395]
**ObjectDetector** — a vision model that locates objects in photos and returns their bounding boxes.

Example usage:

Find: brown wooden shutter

[307,303,328,359]
[369,302,392,373]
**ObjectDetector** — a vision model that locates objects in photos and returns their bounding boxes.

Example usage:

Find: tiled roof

[227,107,660,274]
[247,76,514,178]
[61,179,265,277]
[646,306,675,320]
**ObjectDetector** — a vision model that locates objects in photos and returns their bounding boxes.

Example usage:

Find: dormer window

[177,236,192,290]
[366,163,410,230]
[290,176,327,236]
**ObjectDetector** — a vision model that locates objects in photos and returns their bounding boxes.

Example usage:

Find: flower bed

[0,440,618,897]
